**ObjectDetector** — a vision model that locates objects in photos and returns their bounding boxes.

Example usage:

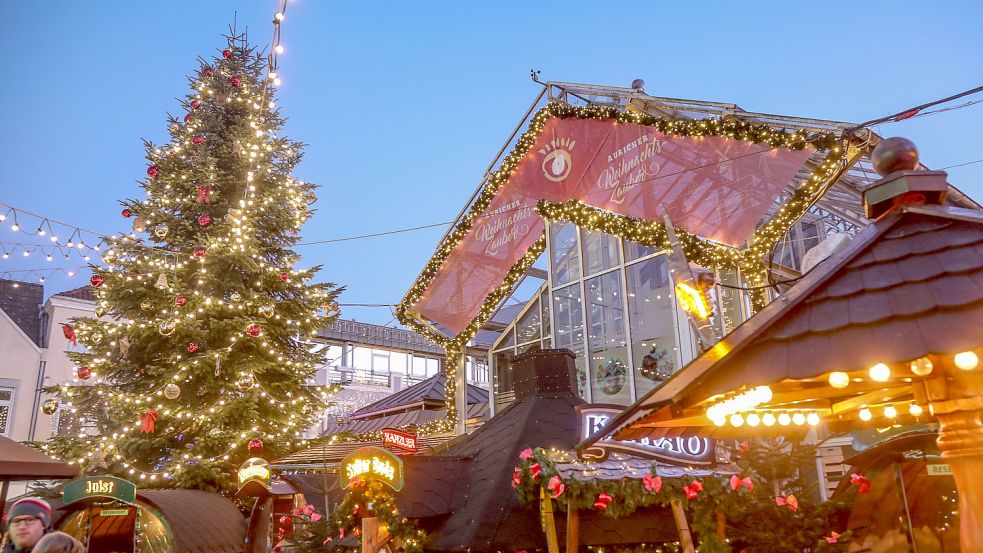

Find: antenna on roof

[530,69,543,85]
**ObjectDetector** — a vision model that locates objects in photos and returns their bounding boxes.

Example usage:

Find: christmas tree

[41,32,343,492]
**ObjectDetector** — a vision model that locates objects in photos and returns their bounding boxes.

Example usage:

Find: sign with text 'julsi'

[577,405,714,465]
[63,476,137,505]
[340,446,405,491]
[413,116,813,336]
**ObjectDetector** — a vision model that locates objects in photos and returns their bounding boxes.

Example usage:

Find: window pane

[540,289,551,341]
[717,267,746,335]
[626,255,678,398]
[625,240,661,262]
[352,347,371,370]
[516,299,541,345]
[0,390,12,402]
[586,271,630,405]
[426,358,439,376]
[553,284,587,398]
[0,405,7,434]
[372,352,390,373]
[801,221,821,253]
[390,352,408,375]
[412,356,427,376]
[582,230,621,275]
[494,349,515,396]
[550,222,581,285]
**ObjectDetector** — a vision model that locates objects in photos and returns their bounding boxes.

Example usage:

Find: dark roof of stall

[0,436,78,480]
[349,373,488,419]
[137,489,246,553]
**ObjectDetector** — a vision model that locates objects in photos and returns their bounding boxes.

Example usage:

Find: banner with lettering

[414,116,814,336]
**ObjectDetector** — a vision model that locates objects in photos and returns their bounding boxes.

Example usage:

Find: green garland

[311,480,427,553]
[512,445,855,553]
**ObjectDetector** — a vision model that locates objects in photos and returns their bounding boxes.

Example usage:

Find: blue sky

[2,1,982,326]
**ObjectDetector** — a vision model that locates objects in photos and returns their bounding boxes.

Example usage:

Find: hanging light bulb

[909,404,924,416]
[792,412,806,426]
[859,407,873,421]
[910,357,934,376]
[778,413,792,426]
[828,371,850,389]
[954,351,979,371]
[762,413,776,427]
[869,363,891,382]
[806,412,821,426]
[884,405,898,418]
[746,413,761,427]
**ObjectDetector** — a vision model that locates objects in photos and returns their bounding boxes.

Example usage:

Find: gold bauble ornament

[140,300,153,311]
[163,383,181,400]
[236,374,256,391]
[258,305,274,318]
[42,398,59,415]
[95,307,107,318]
[159,320,177,336]
[154,225,169,238]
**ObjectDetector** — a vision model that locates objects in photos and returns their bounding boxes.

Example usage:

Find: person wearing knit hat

[2,497,52,553]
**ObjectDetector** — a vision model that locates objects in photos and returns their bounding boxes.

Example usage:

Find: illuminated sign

[382,428,418,453]
[340,446,404,491]
[238,457,271,488]
[577,405,715,465]
[63,476,136,505]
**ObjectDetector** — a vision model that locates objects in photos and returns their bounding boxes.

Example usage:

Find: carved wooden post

[670,499,696,553]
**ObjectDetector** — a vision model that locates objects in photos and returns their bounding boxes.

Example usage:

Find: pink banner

[414,117,814,336]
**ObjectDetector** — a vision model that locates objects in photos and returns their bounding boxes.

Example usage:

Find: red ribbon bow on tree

[775,494,799,512]
[729,474,754,492]
[140,410,159,433]
[529,463,542,480]
[511,467,522,489]
[305,504,322,522]
[519,448,533,460]
[643,473,663,493]
[196,185,212,204]
[593,492,613,511]
[547,476,565,499]
[850,473,871,494]
[683,480,704,500]
[737,441,749,457]
[61,324,77,347]
[824,531,841,544]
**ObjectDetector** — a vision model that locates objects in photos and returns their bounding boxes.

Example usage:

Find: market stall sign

[927,463,952,476]
[382,427,418,453]
[238,457,271,488]
[341,446,404,491]
[577,405,715,465]
[63,476,136,506]
[98,509,132,517]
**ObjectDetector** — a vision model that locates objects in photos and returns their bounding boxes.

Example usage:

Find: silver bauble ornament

[163,383,181,400]
[236,373,256,391]
[42,398,59,415]
[132,216,148,233]
[159,320,177,336]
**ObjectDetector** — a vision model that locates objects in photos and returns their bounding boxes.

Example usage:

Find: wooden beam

[565,507,579,553]
[539,488,560,553]
[670,499,696,553]
[831,386,912,414]
[362,517,392,553]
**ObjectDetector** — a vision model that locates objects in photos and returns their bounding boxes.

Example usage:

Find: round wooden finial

[871,137,919,176]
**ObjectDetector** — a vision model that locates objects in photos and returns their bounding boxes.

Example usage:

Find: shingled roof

[0,279,43,345]
[349,373,488,419]
[52,285,97,302]
[137,489,246,553]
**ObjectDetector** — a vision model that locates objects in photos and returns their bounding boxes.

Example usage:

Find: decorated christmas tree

[41,31,343,492]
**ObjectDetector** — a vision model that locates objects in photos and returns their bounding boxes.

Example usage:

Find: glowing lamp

[762,413,776,426]
[806,412,821,426]
[792,413,806,426]
[778,413,792,426]
[675,282,711,320]
[858,408,872,421]
[711,416,726,427]
[910,357,934,376]
[909,404,924,416]
[746,413,761,427]
[869,363,891,382]
[730,414,744,427]
[883,405,898,418]
[954,351,979,371]
[828,371,850,389]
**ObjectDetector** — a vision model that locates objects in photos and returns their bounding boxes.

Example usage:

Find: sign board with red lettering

[382,427,418,453]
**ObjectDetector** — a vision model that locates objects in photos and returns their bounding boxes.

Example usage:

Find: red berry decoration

[175,296,187,307]
[246,324,262,338]
[192,135,204,146]
[187,342,200,353]
[190,100,201,110]
[147,165,159,179]
[77,367,92,380]
[278,272,289,282]
[197,214,212,227]
[248,439,264,451]
[193,247,206,258]
[203,68,214,77]
[89,274,105,288]
[229,76,242,87]
[222,49,232,59]
[121,208,133,218]
[184,114,193,124]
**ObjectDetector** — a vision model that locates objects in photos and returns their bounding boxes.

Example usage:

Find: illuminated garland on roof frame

[386,102,848,442]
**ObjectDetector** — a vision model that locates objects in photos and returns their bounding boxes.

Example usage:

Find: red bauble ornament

[193,247,206,258]
[278,272,289,282]
[190,99,202,110]
[147,165,159,179]
[184,114,193,124]
[197,214,212,227]
[175,296,187,307]
[121,208,132,218]
[89,274,105,288]
[248,439,263,451]
[229,76,241,87]
[77,366,92,380]
[246,324,262,338]
[187,342,200,353]
[192,135,205,146]
[203,68,214,77]
[222,49,232,59]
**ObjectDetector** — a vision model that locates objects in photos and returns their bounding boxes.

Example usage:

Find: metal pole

[894,461,918,553]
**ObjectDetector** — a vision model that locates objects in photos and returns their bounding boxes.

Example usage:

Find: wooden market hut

[581,145,983,550]
[0,435,78,512]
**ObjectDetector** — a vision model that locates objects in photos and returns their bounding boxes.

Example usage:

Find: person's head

[30,532,83,553]
[6,497,52,549]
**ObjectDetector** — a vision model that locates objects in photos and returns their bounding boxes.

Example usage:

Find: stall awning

[0,436,78,480]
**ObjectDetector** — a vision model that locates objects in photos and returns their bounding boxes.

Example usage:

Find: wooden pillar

[362,516,392,553]
[935,406,983,552]
[669,499,695,553]
[565,507,579,553]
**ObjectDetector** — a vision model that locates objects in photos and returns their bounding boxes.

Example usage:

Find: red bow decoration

[339,528,345,539]
[824,531,841,544]
[353,527,360,537]
[529,463,542,480]
[140,410,159,433]
[729,475,754,492]
[593,492,613,511]
[322,536,333,545]
[511,467,522,489]
[519,448,533,460]
[775,494,799,512]
[683,480,704,500]
[737,441,749,457]
[305,504,322,522]
[547,476,565,499]
[196,185,212,204]
[643,473,663,493]
[348,477,365,489]
[61,324,77,347]
[850,473,871,494]
[272,540,283,552]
